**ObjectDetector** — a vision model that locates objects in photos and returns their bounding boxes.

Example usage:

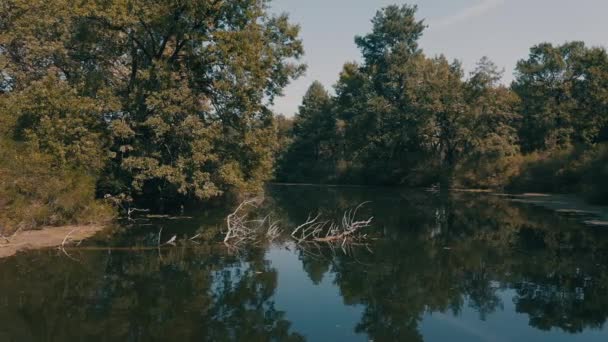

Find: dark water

[2,185,608,342]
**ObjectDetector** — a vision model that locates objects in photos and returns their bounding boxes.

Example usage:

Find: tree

[465,57,520,158]
[277,81,337,182]
[355,4,425,72]
[513,42,608,152]
[4,75,113,172]
[1,0,305,203]
[332,5,470,185]
[456,57,521,188]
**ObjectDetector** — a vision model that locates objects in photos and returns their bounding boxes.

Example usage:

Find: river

[1,185,608,341]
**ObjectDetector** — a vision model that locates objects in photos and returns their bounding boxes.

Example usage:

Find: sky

[269,0,608,116]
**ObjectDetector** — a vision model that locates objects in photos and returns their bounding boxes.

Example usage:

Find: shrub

[505,143,608,203]
[0,139,114,233]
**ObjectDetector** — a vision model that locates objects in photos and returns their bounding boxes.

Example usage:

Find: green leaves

[355,4,425,67]
[278,6,523,188]
[514,41,608,151]
[2,75,110,172]
[1,0,305,203]
[277,82,337,183]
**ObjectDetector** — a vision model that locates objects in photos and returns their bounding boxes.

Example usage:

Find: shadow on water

[1,184,608,341]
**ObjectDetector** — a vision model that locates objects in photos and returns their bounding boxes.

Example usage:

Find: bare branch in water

[222,199,374,251]
[292,202,374,245]
[164,235,177,246]
[223,199,284,247]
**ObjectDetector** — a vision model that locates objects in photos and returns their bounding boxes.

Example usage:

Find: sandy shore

[0,224,106,259]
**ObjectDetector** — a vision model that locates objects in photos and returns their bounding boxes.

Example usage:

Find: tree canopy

[276,5,608,199]
[1,0,305,205]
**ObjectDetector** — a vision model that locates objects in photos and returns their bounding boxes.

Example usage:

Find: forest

[1,1,607,232]
[277,5,608,200]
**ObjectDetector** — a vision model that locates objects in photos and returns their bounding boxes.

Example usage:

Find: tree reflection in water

[270,186,608,341]
[1,185,608,341]
[0,246,304,341]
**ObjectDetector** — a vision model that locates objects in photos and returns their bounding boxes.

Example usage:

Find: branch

[292,202,374,245]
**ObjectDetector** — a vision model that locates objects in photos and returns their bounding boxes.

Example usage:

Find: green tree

[456,57,521,188]
[513,42,608,152]
[1,0,305,204]
[4,75,113,172]
[277,81,337,182]
[332,5,469,185]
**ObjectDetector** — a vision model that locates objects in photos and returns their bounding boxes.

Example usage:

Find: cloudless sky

[270,0,608,116]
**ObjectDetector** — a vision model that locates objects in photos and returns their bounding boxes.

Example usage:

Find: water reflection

[0,246,303,341]
[1,185,608,341]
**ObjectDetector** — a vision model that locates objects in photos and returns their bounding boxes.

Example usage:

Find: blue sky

[270,0,608,116]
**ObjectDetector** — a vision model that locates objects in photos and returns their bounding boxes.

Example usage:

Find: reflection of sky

[270,0,608,117]
[421,289,608,342]
[267,245,368,341]
[266,245,608,342]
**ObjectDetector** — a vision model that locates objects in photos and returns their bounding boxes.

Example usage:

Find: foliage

[2,0,608,225]
[0,0,305,215]
[276,81,338,182]
[0,139,114,233]
[453,58,521,188]
[507,143,608,203]
[513,42,608,151]
[3,75,112,172]
[276,5,608,204]
[278,5,518,188]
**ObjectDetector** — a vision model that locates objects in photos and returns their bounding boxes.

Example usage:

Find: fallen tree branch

[223,199,283,246]
[222,200,374,249]
[292,202,373,245]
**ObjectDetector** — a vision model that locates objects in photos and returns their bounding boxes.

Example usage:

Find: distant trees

[279,5,517,186]
[325,5,469,185]
[276,4,608,200]
[2,0,608,224]
[457,58,521,188]
[513,42,608,151]
[277,81,337,182]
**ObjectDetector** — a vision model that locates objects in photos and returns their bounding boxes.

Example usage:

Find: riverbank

[0,224,106,259]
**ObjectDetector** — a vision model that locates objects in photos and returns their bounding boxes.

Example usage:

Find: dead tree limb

[224,199,283,246]
[292,202,373,244]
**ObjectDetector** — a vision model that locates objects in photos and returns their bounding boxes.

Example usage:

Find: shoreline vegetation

[3,188,607,260]
[1,2,607,235]
[275,6,608,204]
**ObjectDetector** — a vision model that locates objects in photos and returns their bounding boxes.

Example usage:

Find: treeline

[0,0,304,230]
[1,2,608,231]
[277,5,608,203]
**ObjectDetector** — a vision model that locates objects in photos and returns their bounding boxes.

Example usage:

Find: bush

[505,143,608,203]
[579,144,608,204]
[0,139,114,233]
[454,154,523,190]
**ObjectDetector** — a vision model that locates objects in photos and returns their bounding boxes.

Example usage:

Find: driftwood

[291,202,373,245]
[223,200,374,249]
[223,199,283,247]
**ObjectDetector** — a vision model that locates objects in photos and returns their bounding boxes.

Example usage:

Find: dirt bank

[0,224,105,259]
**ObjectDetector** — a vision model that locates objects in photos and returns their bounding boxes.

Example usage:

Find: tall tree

[334,5,469,185]
[1,0,305,202]
[465,57,520,157]
[456,57,520,188]
[277,81,337,182]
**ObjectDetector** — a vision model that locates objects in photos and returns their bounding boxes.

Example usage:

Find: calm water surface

[1,185,608,341]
